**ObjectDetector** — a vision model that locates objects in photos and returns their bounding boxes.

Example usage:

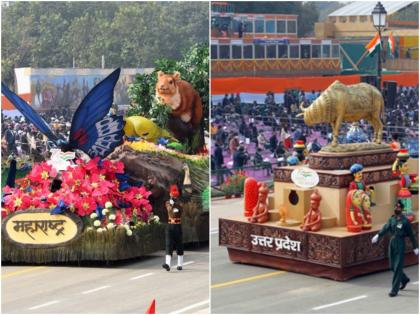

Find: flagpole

[372,1,387,92]
[377,28,382,91]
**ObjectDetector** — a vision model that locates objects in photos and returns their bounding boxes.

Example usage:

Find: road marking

[171,261,195,268]
[2,266,48,279]
[312,295,367,311]
[212,270,286,289]
[169,299,209,314]
[130,272,154,280]
[82,285,111,294]
[411,281,419,285]
[28,300,59,310]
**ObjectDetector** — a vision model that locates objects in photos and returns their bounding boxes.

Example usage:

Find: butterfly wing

[69,68,123,158]
[75,115,124,158]
[1,82,59,142]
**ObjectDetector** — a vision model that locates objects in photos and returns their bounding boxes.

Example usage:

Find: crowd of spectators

[211,86,419,185]
[1,109,73,161]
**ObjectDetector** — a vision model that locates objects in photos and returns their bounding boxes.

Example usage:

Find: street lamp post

[372,2,387,91]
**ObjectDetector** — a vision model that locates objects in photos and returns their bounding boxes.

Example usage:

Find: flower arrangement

[128,140,208,160]
[220,176,235,198]
[2,157,155,231]
[231,171,247,195]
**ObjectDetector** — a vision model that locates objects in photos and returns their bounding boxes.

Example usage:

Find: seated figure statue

[248,182,269,224]
[300,190,322,232]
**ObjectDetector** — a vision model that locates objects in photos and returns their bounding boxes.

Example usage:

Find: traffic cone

[145,299,155,314]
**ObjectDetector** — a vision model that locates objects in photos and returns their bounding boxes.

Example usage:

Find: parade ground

[211,198,419,314]
[2,247,209,314]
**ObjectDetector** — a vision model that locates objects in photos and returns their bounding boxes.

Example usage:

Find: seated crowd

[211,86,419,186]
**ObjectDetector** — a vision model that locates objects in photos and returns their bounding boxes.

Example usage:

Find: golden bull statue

[297,81,384,146]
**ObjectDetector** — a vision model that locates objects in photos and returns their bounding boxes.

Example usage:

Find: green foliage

[1,2,208,86]
[201,186,210,211]
[127,43,209,129]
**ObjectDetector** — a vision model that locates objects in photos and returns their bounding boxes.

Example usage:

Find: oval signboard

[291,167,319,188]
[2,209,83,248]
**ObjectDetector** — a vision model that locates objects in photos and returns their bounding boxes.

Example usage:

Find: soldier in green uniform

[372,201,419,297]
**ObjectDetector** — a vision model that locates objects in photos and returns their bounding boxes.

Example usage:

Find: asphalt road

[210,198,419,314]
[2,246,209,314]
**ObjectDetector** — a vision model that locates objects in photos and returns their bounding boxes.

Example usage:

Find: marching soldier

[162,184,184,271]
[372,201,419,297]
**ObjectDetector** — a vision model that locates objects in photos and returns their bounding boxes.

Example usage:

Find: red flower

[75,196,97,216]
[28,162,57,188]
[62,165,86,190]
[3,189,31,211]
[123,186,152,209]
[87,173,115,197]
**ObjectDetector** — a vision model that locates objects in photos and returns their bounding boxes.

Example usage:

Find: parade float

[2,45,209,263]
[219,81,419,280]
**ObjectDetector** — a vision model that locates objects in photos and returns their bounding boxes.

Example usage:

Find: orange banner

[1,93,32,110]
[211,72,419,94]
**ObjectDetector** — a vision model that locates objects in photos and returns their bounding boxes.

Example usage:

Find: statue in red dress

[348,163,375,206]
[345,189,372,232]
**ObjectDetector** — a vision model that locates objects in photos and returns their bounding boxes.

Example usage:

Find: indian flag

[388,32,395,57]
[365,32,381,57]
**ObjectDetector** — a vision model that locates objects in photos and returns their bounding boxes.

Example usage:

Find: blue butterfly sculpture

[1,68,124,159]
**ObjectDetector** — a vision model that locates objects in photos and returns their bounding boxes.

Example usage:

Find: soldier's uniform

[162,185,184,271]
[377,214,418,296]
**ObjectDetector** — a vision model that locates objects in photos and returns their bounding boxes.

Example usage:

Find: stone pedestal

[219,148,419,280]
[219,218,419,281]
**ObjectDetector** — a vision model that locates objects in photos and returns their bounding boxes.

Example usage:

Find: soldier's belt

[168,218,181,224]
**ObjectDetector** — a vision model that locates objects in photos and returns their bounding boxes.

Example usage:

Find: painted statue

[155,71,204,153]
[392,149,417,222]
[155,71,203,127]
[244,177,258,217]
[279,205,287,225]
[345,189,372,232]
[300,190,322,232]
[297,81,384,146]
[293,140,306,162]
[248,182,269,224]
[349,163,375,206]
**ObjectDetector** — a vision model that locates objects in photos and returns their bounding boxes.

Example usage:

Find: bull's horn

[296,113,304,117]
[300,102,306,112]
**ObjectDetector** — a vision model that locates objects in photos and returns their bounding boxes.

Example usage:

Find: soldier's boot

[177,255,183,271]
[162,255,171,271]
[400,277,410,290]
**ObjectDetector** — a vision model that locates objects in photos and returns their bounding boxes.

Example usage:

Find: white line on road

[411,281,419,285]
[130,272,154,280]
[171,261,195,268]
[169,299,209,314]
[82,285,111,294]
[28,300,60,310]
[312,295,367,311]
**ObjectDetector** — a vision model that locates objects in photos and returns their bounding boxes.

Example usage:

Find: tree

[1,2,208,86]
[127,43,209,128]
